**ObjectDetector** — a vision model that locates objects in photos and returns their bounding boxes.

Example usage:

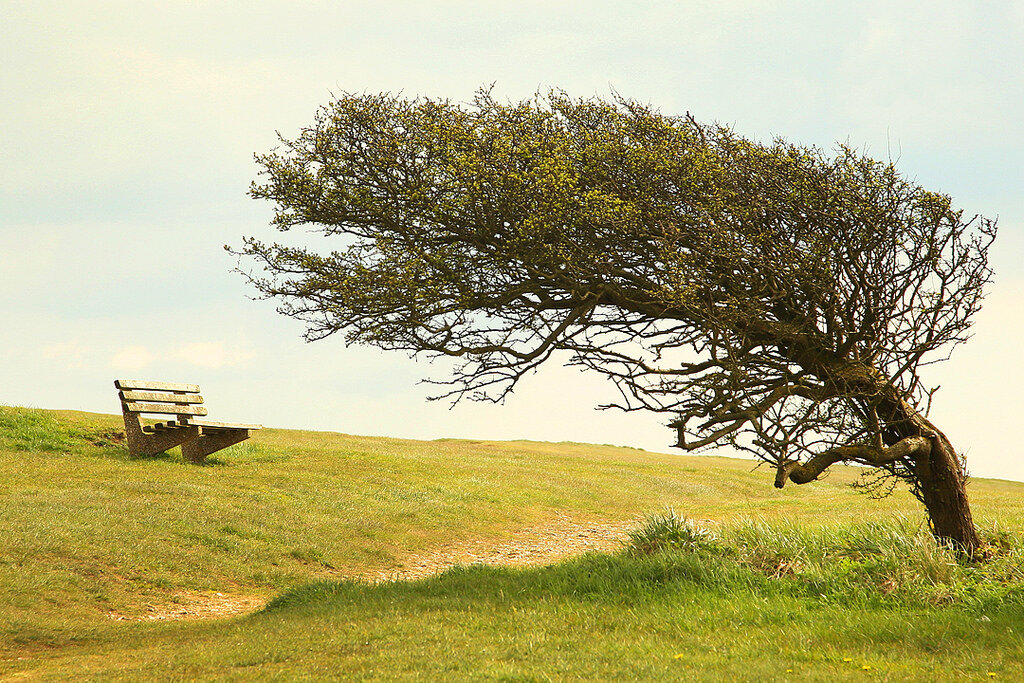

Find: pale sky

[2,1,1022,481]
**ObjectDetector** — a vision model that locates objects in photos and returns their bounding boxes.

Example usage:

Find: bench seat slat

[187,418,262,430]
[119,390,204,404]
[125,402,208,416]
[142,421,185,433]
[115,379,201,393]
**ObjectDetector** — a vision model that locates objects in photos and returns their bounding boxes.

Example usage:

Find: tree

[237,90,996,553]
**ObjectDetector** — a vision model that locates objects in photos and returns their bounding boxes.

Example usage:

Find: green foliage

[626,508,717,555]
[238,88,995,448]
[237,88,997,552]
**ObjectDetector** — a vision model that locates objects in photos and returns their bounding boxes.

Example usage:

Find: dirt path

[361,512,636,583]
[106,592,266,622]
[107,513,638,622]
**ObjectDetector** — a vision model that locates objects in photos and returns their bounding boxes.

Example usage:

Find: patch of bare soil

[106,591,265,622]
[361,512,637,583]
[107,513,639,622]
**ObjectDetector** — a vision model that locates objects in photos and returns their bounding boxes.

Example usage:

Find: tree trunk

[844,367,981,554]
[913,427,981,553]
[776,355,982,553]
[880,389,981,554]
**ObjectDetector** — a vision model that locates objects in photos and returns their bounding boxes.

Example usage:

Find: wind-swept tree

[237,90,996,552]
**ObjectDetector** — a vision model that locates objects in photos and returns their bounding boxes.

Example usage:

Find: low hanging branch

[775,435,933,488]
[236,88,995,553]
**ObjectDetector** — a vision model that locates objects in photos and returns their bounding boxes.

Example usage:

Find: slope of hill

[2,405,1023,679]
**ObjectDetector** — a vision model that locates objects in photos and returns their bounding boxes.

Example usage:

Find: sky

[2,1,1022,481]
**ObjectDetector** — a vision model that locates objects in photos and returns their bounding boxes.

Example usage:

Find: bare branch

[774,435,933,488]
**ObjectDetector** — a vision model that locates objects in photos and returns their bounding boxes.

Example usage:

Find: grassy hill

[2,405,1023,680]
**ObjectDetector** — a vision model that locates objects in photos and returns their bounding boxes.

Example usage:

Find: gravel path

[361,512,636,583]
[108,513,638,621]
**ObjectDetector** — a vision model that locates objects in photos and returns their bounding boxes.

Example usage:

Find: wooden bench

[115,380,261,463]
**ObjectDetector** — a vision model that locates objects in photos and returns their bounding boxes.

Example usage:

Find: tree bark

[878,389,981,553]
[775,424,980,553]
[775,359,982,554]
[913,428,980,553]
[845,368,981,553]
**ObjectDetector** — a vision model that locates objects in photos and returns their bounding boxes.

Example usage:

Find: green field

[2,405,1023,680]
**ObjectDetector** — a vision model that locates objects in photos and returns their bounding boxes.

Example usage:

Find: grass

[2,405,1024,679]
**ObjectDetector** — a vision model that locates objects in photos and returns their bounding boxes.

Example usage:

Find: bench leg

[180,429,251,464]
[122,408,199,457]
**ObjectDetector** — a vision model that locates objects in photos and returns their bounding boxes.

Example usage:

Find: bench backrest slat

[123,402,208,416]
[115,379,200,393]
[116,379,209,417]
[118,390,204,405]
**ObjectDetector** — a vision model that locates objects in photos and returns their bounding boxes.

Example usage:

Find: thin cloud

[172,341,256,369]
[110,345,154,372]
[42,341,89,369]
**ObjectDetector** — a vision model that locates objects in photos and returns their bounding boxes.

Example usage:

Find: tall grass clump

[722,517,964,602]
[627,508,716,555]
[624,512,1024,610]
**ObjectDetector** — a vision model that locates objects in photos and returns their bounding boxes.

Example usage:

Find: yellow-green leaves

[238,88,996,507]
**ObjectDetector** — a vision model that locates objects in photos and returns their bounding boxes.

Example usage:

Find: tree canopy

[238,90,996,552]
